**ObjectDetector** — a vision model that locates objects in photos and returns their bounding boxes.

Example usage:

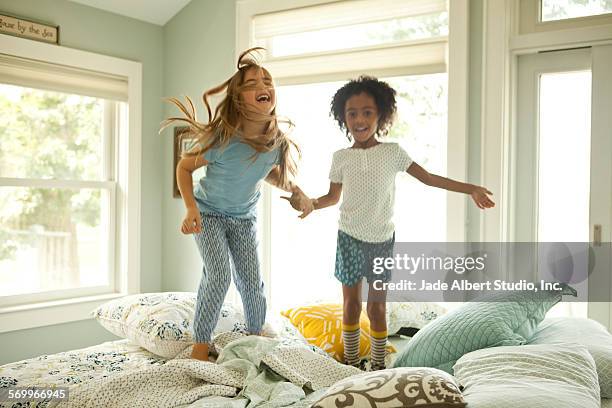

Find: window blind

[250,0,448,80]
[0,54,128,101]
[253,0,446,38]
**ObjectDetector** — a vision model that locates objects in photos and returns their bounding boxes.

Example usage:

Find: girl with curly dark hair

[289,75,494,371]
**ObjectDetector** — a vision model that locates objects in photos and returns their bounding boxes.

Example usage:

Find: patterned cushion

[528,317,612,398]
[92,292,274,358]
[281,303,396,362]
[312,367,466,407]
[454,343,600,408]
[392,287,576,373]
[386,302,447,335]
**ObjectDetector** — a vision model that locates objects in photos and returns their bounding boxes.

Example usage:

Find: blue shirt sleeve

[203,146,219,164]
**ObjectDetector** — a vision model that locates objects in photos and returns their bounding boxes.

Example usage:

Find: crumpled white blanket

[56,332,360,408]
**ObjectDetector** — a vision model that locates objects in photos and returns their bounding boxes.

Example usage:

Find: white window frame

[236,0,469,306]
[519,0,612,35]
[0,35,142,333]
[481,0,612,328]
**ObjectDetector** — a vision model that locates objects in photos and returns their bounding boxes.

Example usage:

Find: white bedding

[454,343,600,408]
[0,332,353,408]
[2,330,610,407]
[0,316,332,408]
[0,339,167,408]
[58,332,360,408]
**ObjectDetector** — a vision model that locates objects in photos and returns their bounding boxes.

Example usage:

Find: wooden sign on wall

[0,13,59,44]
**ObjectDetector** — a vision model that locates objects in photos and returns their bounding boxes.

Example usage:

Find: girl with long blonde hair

[162,48,312,361]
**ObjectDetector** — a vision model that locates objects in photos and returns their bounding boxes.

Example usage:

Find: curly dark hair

[330,76,397,141]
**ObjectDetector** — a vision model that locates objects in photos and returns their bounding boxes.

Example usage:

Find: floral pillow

[312,367,466,407]
[386,302,447,335]
[92,292,274,358]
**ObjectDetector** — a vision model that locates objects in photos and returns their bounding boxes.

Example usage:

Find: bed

[1,292,611,407]
[0,339,166,407]
[0,322,360,408]
[2,334,609,408]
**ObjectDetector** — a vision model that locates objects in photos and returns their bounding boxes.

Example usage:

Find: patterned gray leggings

[192,212,266,343]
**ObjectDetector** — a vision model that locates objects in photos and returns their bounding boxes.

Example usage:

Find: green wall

[0,0,164,364]
[161,0,236,293]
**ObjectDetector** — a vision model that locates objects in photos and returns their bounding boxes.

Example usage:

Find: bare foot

[258,328,277,338]
[191,342,209,361]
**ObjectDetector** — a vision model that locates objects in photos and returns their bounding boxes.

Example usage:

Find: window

[0,36,141,332]
[542,0,612,22]
[238,0,465,312]
[0,85,120,303]
[537,71,591,242]
[518,0,612,36]
[267,12,448,57]
[249,0,448,81]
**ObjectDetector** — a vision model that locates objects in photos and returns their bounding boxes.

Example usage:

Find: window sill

[0,293,125,333]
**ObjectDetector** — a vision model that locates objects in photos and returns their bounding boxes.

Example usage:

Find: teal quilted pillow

[392,286,576,373]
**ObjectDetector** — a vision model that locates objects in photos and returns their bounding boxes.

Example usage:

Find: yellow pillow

[281,303,396,362]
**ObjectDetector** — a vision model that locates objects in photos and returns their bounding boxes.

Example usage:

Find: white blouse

[329,142,413,243]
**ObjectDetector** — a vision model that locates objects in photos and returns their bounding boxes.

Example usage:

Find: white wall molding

[480,0,513,243]
[447,0,469,241]
[512,23,612,53]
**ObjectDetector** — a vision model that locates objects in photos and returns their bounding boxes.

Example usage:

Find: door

[515,45,612,326]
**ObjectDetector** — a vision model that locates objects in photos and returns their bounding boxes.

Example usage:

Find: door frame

[484,1,612,328]
[513,45,612,327]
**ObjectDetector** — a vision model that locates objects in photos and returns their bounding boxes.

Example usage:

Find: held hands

[470,186,495,209]
[281,189,315,219]
[181,207,202,234]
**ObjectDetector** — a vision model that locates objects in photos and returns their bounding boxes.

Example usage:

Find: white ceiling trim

[67,0,192,26]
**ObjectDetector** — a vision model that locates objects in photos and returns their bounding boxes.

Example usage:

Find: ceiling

[67,0,193,26]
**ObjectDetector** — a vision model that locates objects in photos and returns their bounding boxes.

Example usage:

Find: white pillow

[453,343,600,408]
[92,292,274,358]
[528,317,612,398]
[386,302,447,335]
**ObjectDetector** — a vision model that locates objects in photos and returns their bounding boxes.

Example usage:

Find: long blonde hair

[161,47,299,188]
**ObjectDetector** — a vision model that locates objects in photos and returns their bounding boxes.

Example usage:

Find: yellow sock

[342,323,361,366]
[370,329,388,370]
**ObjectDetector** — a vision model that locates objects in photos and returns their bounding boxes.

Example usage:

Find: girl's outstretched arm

[298,182,343,219]
[266,166,314,216]
[177,155,208,234]
[406,162,495,209]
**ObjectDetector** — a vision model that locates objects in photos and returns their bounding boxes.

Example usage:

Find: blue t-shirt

[193,138,280,218]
